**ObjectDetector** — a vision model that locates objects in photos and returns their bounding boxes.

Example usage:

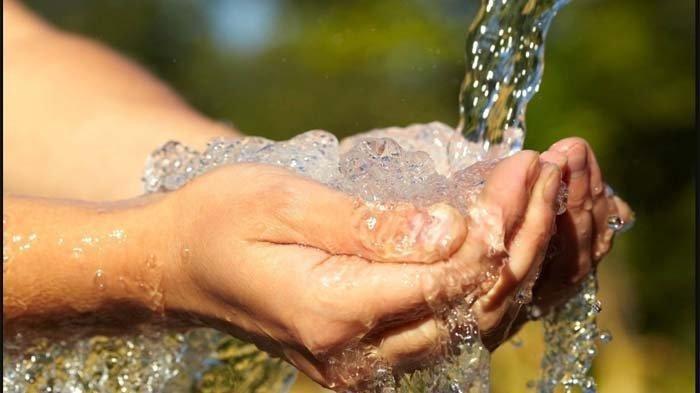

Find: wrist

[112,194,178,318]
[3,194,180,336]
[153,169,268,339]
[152,188,202,327]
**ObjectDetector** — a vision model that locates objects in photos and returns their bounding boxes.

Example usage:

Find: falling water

[456,1,611,393]
[457,0,570,157]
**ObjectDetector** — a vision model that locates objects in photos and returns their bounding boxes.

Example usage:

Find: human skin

[480,139,635,349]
[2,0,633,389]
[3,152,563,388]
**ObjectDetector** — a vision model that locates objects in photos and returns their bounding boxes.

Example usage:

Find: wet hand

[159,153,560,388]
[533,137,634,313]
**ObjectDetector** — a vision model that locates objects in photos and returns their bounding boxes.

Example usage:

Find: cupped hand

[159,151,561,389]
[532,137,634,313]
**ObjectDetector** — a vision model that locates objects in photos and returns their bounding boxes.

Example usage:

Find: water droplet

[607,215,624,231]
[71,247,84,258]
[366,216,377,230]
[510,337,524,348]
[527,305,543,320]
[598,330,613,344]
[109,229,126,241]
[94,269,106,290]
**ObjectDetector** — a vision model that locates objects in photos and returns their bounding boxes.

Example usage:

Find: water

[2,121,564,393]
[2,329,296,393]
[456,0,570,159]
[3,0,612,391]
[143,123,518,393]
[456,1,613,392]
[532,273,610,393]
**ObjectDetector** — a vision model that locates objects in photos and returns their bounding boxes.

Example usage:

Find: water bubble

[598,330,613,344]
[607,215,624,231]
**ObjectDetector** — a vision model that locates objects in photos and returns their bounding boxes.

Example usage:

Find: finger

[550,140,595,281]
[551,141,591,210]
[313,255,479,326]
[613,195,636,231]
[377,316,445,373]
[551,137,605,195]
[587,144,605,197]
[352,202,467,264]
[472,150,541,249]
[281,347,328,388]
[477,163,561,311]
[592,193,635,263]
[575,144,616,262]
[262,174,467,264]
[592,194,616,263]
[540,150,568,172]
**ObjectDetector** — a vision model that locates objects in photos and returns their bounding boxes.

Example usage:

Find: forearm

[3,1,241,201]
[2,194,179,336]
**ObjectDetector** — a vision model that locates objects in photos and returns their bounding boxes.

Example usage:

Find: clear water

[3,0,611,392]
[455,0,570,160]
[533,273,611,393]
[456,1,611,392]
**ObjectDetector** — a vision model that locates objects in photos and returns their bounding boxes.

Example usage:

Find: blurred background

[23,0,695,391]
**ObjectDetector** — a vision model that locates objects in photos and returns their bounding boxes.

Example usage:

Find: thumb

[263,175,467,264]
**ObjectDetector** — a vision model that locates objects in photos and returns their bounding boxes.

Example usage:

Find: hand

[160,151,561,389]
[532,137,634,313]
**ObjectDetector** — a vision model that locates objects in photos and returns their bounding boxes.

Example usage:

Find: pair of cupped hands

[159,136,632,389]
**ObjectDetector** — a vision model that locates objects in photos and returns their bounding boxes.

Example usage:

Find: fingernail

[588,152,604,196]
[542,165,561,203]
[566,144,587,179]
